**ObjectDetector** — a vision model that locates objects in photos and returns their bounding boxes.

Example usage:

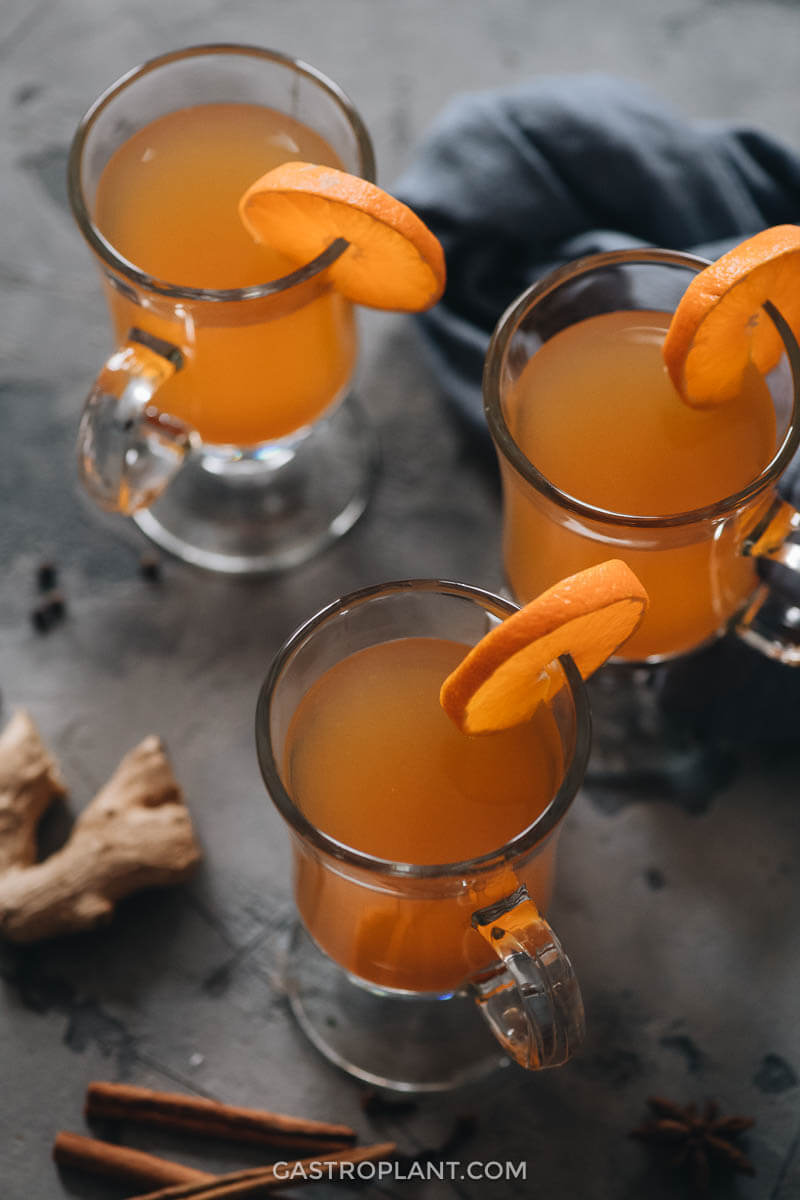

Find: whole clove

[139,553,162,583]
[31,604,55,634]
[36,562,58,592]
[44,590,65,620]
[30,591,66,634]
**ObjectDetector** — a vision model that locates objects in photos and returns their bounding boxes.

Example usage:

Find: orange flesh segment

[239,162,446,311]
[663,224,800,407]
[440,560,649,734]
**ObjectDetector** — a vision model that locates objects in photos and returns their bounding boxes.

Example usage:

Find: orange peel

[239,161,445,311]
[440,561,649,734]
[663,224,800,407]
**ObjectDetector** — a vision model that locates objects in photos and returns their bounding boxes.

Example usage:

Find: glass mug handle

[737,496,800,663]
[735,300,800,663]
[470,883,585,1070]
[77,327,199,514]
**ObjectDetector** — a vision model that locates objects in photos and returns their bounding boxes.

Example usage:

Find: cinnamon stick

[127,1142,398,1200]
[86,1082,355,1151]
[53,1131,214,1188]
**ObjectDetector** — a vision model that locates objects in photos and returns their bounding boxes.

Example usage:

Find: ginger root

[0,713,201,943]
[0,709,67,873]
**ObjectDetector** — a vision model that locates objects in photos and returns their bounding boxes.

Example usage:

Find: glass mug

[68,44,378,574]
[256,579,590,1091]
[484,249,800,666]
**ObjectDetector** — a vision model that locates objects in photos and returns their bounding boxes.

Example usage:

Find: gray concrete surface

[2,2,800,1198]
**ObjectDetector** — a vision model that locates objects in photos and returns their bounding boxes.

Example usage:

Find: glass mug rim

[483,246,800,530]
[255,578,591,881]
[67,41,377,304]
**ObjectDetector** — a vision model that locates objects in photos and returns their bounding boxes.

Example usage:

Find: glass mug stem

[77,328,196,514]
[470,881,585,1070]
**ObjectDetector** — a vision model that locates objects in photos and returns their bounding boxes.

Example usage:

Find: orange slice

[440,561,649,734]
[239,162,445,311]
[663,224,800,408]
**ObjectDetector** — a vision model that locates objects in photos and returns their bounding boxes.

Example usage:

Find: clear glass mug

[484,249,800,666]
[68,44,378,574]
[256,579,590,1091]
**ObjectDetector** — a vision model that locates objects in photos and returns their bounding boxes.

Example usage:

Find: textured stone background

[1,2,800,1198]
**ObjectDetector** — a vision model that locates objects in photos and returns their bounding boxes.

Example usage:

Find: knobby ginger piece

[0,728,201,943]
[0,709,66,873]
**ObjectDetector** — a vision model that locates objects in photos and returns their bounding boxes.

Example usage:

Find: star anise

[630,1096,755,1196]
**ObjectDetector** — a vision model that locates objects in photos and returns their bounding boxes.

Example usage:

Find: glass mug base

[283,923,510,1093]
[132,390,378,574]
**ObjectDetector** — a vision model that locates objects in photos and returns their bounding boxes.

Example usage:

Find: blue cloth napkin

[394,75,800,452]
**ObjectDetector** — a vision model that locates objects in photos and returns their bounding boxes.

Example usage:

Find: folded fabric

[394,74,800,503]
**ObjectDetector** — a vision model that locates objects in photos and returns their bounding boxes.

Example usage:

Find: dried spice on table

[86,1081,357,1152]
[55,1080,371,1192]
[0,711,201,941]
[36,561,58,592]
[630,1096,755,1195]
[139,551,163,582]
[31,591,67,633]
[31,561,67,633]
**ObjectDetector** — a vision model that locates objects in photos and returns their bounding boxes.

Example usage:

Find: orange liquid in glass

[94,102,357,445]
[501,310,777,660]
[283,637,565,993]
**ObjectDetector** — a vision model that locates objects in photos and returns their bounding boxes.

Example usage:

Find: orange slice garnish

[239,162,445,311]
[440,561,649,734]
[663,224,800,408]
